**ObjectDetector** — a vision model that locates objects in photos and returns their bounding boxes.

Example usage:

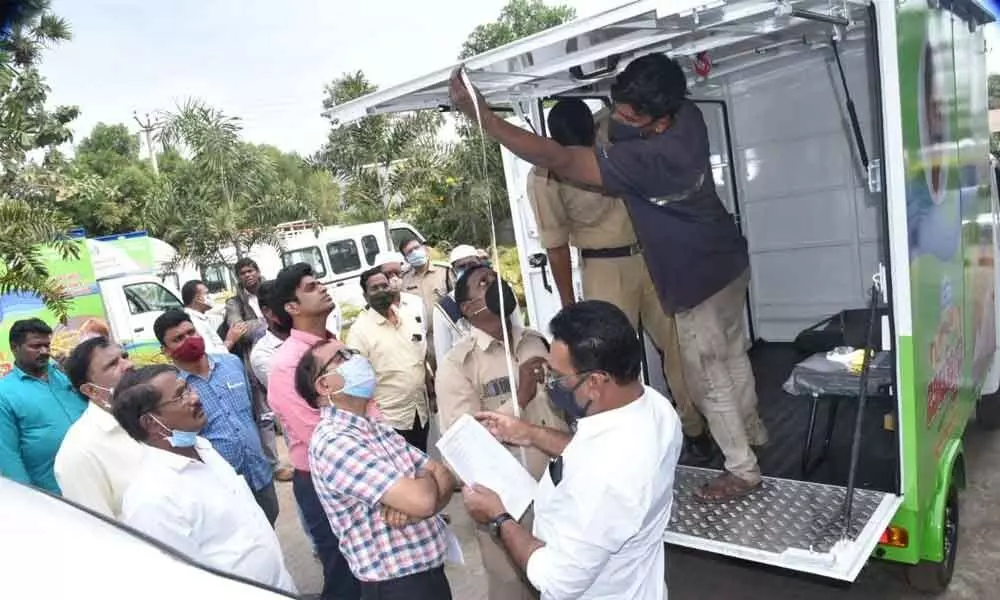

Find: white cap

[449,244,479,265]
[374,251,405,268]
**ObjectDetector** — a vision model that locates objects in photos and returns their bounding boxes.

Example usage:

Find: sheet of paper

[436,413,537,520]
[444,525,465,565]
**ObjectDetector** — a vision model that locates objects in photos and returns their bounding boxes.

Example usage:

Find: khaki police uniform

[403,261,451,371]
[436,326,567,600]
[525,126,705,438]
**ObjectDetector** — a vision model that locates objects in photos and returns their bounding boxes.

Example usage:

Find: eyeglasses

[156,385,198,410]
[318,347,360,376]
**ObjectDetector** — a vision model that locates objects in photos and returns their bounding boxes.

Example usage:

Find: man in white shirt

[181,279,247,355]
[55,336,143,518]
[111,364,296,594]
[463,300,682,600]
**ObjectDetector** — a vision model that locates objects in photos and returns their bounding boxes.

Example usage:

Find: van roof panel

[324,0,994,126]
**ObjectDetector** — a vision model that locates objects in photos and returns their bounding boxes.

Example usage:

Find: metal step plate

[665,466,901,581]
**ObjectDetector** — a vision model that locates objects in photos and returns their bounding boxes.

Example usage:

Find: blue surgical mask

[405,247,428,268]
[332,355,377,400]
[609,119,646,143]
[150,414,199,448]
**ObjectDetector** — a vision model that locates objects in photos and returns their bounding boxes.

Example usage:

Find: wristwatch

[489,512,514,538]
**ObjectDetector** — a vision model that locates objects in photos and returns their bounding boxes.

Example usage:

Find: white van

[324,0,1000,592]
[278,220,427,313]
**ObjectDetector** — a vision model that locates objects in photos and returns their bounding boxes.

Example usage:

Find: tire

[977,391,1000,431]
[905,485,959,594]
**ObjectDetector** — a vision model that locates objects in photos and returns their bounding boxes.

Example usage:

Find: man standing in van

[526,98,711,462]
[449,54,766,502]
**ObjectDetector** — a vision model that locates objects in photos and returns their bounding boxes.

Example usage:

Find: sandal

[694,472,762,503]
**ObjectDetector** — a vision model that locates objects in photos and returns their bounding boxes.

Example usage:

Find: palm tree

[150,99,300,265]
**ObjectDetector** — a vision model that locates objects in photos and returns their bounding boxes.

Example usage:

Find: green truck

[0,231,185,373]
[326,0,1000,591]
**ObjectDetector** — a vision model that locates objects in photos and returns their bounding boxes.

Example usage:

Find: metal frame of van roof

[323,0,995,126]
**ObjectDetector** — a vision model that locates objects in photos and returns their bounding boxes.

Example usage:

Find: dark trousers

[293,470,361,600]
[360,566,451,600]
[252,481,280,526]
[394,412,429,453]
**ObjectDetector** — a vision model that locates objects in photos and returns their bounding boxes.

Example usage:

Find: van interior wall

[710,36,884,344]
[673,31,898,491]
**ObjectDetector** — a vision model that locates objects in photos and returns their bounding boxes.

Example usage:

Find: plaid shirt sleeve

[326,435,405,507]
[402,442,429,473]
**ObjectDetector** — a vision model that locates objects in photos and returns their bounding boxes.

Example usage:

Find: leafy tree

[0,0,80,319]
[150,100,304,266]
[448,0,576,247]
[315,71,443,242]
[458,0,576,59]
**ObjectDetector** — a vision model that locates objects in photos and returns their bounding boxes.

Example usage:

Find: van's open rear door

[324,0,911,582]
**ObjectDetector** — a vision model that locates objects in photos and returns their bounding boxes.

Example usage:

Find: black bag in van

[793,308,886,355]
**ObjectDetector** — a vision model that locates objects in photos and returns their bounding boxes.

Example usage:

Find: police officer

[449,54,767,503]
[436,264,566,600]
[400,236,451,371]
[526,98,711,460]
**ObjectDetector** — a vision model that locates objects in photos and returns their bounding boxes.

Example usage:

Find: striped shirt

[178,354,271,492]
[310,406,448,582]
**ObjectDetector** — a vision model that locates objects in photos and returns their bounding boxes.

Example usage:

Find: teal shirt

[0,364,87,494]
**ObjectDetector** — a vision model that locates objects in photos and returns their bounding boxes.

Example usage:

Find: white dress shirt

[185,308,229,355]
[54,402,145,518]
[250,331,284,388]
[121,438,296,594]
[525,386,682,600]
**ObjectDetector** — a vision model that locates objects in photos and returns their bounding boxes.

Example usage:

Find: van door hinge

[867,158,883,193]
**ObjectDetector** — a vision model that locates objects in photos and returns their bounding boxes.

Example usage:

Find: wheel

[905,485,959,594]
[977,391,1000,430]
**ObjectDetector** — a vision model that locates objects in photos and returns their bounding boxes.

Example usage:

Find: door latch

[867,158,883,194]
[528,253,552,293]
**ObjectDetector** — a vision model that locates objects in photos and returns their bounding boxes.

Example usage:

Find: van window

[201,265,232,294]
[282,247,327,278]
[361,235,379,266]
[327,240,362,275]
[124,283,182,315]
[390,227,420,253]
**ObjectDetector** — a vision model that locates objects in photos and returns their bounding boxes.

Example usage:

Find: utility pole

[133,111,159,175]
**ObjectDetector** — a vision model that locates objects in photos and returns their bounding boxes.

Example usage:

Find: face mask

[485,279,517,318]
[546,376,591,423]
[369,291,394,313]
[87,384,114,410]
[150,414,199,448]
[331,355,377,400]
[405,248,428,268]
[609,119,646,143]
[169,335,206,363]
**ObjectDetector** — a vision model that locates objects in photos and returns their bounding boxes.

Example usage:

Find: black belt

[580,243,642,259]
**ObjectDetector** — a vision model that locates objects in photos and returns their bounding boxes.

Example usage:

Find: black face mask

[608,119,646,143]
[546,377,591,424]
[485,279,517,318]
[369,291,394,313]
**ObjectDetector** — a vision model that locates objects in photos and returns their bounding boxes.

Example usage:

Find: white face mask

[87,384,115,410]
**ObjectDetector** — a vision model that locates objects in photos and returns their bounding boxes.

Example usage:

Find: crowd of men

[0,54,763,600]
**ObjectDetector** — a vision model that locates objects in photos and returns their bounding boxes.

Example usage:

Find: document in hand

[436,414,538,520]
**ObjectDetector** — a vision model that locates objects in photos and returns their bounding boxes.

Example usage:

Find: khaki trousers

[581,254,705,438]
[475,508,539,600]
[675,269,767,483]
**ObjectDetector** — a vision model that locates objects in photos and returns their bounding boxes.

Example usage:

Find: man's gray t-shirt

[595,100,749,313]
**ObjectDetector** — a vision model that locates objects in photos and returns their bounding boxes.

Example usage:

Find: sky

[41,0,612,157]
[39,0,1000,158]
